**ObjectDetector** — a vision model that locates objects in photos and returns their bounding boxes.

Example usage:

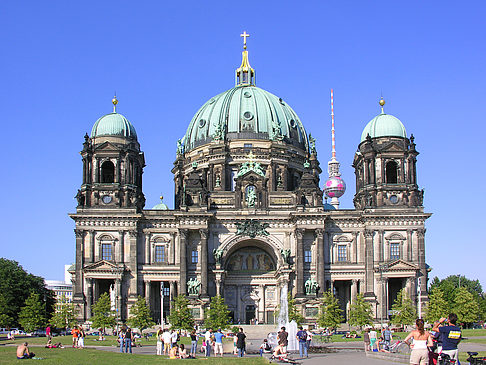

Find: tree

[348,293,373,329]
[425,288,449,323]
[0,258,55,327]
[50,295,78,330]
[168,295,194,330]
[127,296,155,333]
[18,292,48,332]
[0,313,14,328]
[285,292,304,325]
[91,292,116,332]
[204,295,231,330]
[429,275,483,308]
[454,287,480,325]
[317,289,343,330]
[390,289,416,326]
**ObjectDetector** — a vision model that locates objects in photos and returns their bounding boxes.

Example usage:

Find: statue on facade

[187,278,201,295]
[270,119,283,141]
[75,189,85,207]
[280,249,291,265]
[305,277,319,296]
[213,248,224,265]
[213,120,225,141]
[246,186,257,207]
[309,134,317,155]
[215,174,221,187]
[176,139,184,155]
[236,220,270,238]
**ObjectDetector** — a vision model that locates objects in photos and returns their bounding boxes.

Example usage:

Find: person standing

[71,326,79,348]
[46,324,52,343]
[305,328,313,353]
[381,324,392,351]
[162,329,171,355]
[369,328,378,351]
[77,326,85,349]
[432,313,462,361]
[204,329,213,357]
[213,329,225,357]
[236,327,246,357]
[119,327,126,353]
[404,318,433,365]
[363,328,370,351]
[277,327,288,354]
[125,327,133,353]
[189,330,198,358]
[171,330,179,349]
[296,326,308,358]
[156,327,163,355]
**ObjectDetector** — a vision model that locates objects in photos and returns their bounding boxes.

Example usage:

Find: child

[259,338,272,356]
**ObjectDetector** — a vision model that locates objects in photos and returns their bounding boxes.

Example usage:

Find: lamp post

[160,282,164,326]
[417,277,422,319]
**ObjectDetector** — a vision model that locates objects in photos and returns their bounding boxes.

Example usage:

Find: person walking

[363,328,371,351]
[277,327,288,354]
[236,327,246,357]
[296,326,308,358]
[432,313,462,361]
[305,328,312,353]
[46,324,52,344]
[190,329,198,358]
[381,324,392,351]
[369,327,378,351]
[77,326,85,349]
[404,318,433,365]
[204,329,213,357]
[124,327,133,353]
[213,329,225,357]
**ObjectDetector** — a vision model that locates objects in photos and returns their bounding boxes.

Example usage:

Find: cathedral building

[70,34,430,325]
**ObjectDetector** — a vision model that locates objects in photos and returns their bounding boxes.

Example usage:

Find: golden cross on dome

[240,31,250,49]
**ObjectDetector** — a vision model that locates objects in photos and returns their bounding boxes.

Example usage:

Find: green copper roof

[183,85,309,152]
[91,112,137,139]
[360,113,407,143]
[152,196,169,210]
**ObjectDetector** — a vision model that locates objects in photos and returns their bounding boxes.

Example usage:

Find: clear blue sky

[1,1,485,288]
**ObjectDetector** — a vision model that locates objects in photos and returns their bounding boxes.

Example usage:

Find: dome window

[199,119,206,128]
[101,161,115,183]
[386,161,398,184]
[244,91,252,98]
[289,119,296,128]
[243,111,253,120]
[209,99,215,104]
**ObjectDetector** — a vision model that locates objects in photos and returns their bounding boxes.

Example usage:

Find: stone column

[364,230,375,296]
[315,229,324,292]
[86,278,93,318]
[74,229,85,301]
[295,229,305,296]
[324,232,330,265]
[352,232,358,263]
[417,229,427,294]
[199,229,208,297]
[405,230,411,261]
[259,284,265,323]
[117,231,125,264]
[236,285,241,322]
[144,233,151,264]
[412,230,418,263]
[179,230,188,295]
[115,278,123,321]
[128,231,138,299]
[170,232,176,265]
[89,230,95,263]
[330,280,335,295]
[351,279,358,304]
[169,281,175,300]
[145,280,151,305]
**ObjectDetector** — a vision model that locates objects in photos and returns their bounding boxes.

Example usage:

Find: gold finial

[112,95,118,113]
[379,97,385,113]
[240,31,250,50]
[159,195,164,201]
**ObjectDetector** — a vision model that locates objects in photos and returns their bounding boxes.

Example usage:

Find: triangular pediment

[84,260,121,272]
[94,141,122,152]
[385,259,418,271]
[236,170,266,181]
[380,141,405,153]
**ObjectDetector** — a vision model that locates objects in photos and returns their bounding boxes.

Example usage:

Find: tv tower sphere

[324,175,346,198]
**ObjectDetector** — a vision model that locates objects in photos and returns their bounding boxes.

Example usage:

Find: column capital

[179,229,188,239]
[128,231,138,238]
[199,229,208,239]
[74,229,85,238]
[352,279,358,285]
[364,229,374,238]
[416,228,426,238]
[295,228,305,239]
[315,229,324,238]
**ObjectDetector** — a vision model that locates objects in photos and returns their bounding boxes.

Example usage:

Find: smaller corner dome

[91,112,137,139]
[360,113,407,143]
[323,202,336,211]
[152,197,169,210]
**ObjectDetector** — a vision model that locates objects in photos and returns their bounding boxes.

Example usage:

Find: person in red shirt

[71,327,80,348]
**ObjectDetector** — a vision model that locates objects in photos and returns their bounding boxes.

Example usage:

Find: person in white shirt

[162,329,171,355]
[171,330,179,348]
[369,328,378,351]
[204,329,213,357]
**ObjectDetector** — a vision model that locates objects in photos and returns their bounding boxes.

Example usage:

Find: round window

[102,195,112,204]
[244,91,252,98]
[209,98,215,104]
[243,111,253,120]
[289,119,296,128]
[390,195,399,204]
[199,119,206,128]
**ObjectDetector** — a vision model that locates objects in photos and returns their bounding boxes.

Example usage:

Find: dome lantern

[235,31,255,86]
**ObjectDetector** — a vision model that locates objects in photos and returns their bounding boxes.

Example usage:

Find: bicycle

[467,352,486,365]
[438,353,456,365]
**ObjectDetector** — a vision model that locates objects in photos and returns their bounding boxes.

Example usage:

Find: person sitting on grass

[170,344,179,359]
[17,342,35,359]
[179,344,189,359]
[259,338,272,356]
[272,344,288,360]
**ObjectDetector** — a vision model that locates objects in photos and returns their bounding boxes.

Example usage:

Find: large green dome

[91,112,137,139]
[360,112,407,143]
[183,85,309,152]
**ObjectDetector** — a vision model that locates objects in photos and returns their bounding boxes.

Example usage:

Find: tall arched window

[101,161,115,183]
[386,161,398,184]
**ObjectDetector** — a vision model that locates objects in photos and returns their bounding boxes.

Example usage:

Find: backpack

[383,329,391,341]
[298,331,307,341]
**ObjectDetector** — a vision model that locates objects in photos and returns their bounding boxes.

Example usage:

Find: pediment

[94,141,122,152]
[236,170,267,182]
[380,141,405,153]
[84,260,122,272]
[385,259,418,271]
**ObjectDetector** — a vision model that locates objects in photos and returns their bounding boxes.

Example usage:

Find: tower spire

[236,31,255,85]
[324,89,346,209]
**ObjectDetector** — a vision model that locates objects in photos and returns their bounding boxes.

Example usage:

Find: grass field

[459,351,486,363]
[0,347,268,365]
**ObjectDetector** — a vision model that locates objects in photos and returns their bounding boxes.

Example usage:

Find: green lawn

[462,328,486,337]
[459,351,486,363]
[0,347,268,365]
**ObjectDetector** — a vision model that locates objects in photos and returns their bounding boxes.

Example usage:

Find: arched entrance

[222,240,281,324]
